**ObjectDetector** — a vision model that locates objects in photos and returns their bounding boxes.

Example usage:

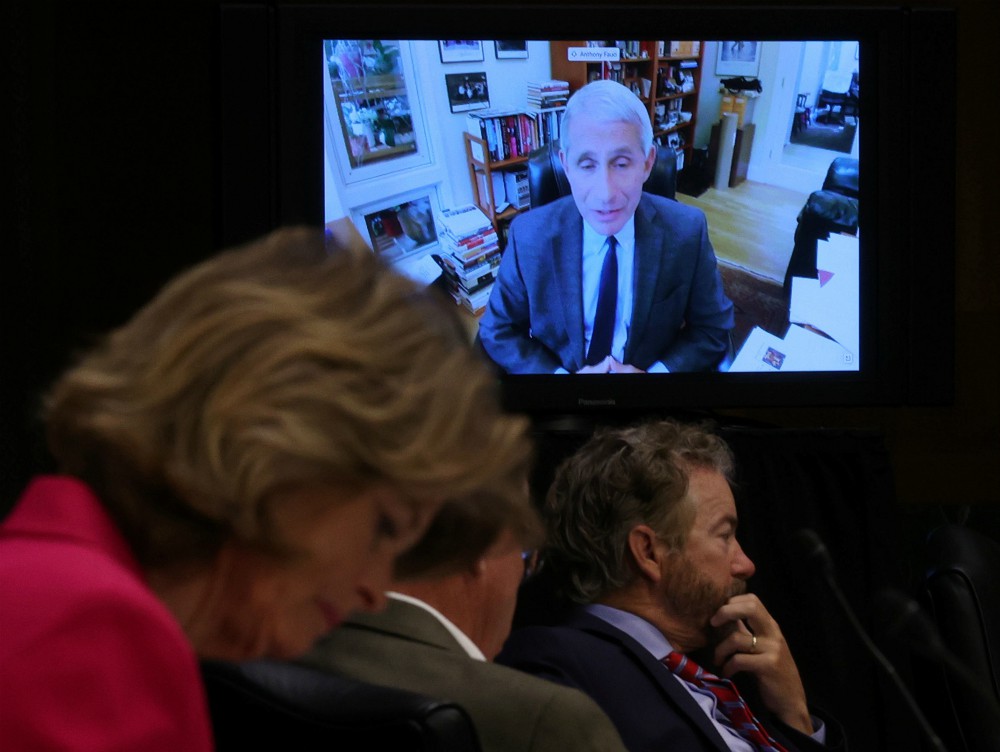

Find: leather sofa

[782,156,859,298]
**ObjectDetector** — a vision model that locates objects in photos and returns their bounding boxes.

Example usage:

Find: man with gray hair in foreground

[302,511,627,752]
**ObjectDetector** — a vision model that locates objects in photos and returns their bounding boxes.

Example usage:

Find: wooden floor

[677,180,808,283]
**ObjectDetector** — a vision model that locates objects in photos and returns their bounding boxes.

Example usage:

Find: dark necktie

[586,235,618,365]
[664,651,788,752]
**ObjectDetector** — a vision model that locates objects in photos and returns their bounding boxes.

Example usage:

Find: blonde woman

[0,227,533,751]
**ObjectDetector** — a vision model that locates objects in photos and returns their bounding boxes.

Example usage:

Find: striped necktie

[664,651,788,752]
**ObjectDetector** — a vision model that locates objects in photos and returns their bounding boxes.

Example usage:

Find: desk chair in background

[201,659,481,751]
[793,93,811,134]
[816,71,859,126]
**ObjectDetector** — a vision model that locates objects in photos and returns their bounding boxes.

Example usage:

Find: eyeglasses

[521,550,540,582]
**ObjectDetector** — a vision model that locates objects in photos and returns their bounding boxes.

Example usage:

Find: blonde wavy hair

[44,227,535,575]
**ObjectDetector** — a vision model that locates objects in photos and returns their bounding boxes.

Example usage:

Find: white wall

[409,40,554,211]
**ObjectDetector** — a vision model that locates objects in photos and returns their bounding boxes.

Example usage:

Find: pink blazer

[0,476,213,751]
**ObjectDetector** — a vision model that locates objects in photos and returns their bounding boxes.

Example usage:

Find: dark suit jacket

[477,194,733,373]
[301,598,627,752]
[496,609,847,752]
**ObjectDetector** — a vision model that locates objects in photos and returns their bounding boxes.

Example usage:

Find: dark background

[4,2,997,749]
[4,0,998,535]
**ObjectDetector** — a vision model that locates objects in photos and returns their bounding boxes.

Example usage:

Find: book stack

[527,79,569,110]
[435,204,502,315]
[527,79,568,147]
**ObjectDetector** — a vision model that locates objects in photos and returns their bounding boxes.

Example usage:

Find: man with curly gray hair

[498,419,846,752]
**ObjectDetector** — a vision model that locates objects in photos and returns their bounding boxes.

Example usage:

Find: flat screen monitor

[219,4,955,414]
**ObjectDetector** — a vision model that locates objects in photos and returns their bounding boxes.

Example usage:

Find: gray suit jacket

[301,598,627,752]
[478,193,733,373]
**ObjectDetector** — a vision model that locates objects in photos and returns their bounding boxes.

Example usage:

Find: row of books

[527,80,568,154]
[535,108,563,146]
[466,80,569,164]
[435,204,502,315]
[466,110,539,163]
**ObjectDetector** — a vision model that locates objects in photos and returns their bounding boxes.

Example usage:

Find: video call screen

[323,39,862,376]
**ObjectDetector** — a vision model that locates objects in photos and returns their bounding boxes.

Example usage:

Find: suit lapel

[626,196,667,365]
[569,610,733,752]
[551,200,586,368]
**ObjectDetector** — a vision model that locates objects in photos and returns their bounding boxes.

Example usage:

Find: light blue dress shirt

[583,603,826,750]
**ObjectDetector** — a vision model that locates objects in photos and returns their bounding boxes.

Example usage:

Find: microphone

[789,528,834,579]
[791,529,947,752]
[877,588,950,657]
[876,588,1000,721]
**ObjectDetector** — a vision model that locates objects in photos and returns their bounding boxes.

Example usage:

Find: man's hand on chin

[710,593,813,736]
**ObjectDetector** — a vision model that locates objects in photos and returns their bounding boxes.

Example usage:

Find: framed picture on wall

[445,72,490,113]
[438,40,484,63]
[494,40,528,59]
[716,41,761,77]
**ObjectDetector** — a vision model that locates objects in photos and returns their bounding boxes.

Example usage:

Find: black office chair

[526,139,677,208]
[817,71,859,126]
[201,659,482,751]
[915,524,1000,752]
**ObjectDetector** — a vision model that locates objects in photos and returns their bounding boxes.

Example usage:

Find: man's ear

[627,525,665,582]
[469,556,488,580]
[558,146,569,175]
[642,146,656,180]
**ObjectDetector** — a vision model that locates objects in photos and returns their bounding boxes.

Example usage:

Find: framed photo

[716,41,761,77]
[494,40,528,59]
[438,40,484,64]
[360,193,438,261]
[445,72,490,113]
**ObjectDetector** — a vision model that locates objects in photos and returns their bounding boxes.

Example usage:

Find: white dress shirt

[386,591,486,661]
[560,217,669,373]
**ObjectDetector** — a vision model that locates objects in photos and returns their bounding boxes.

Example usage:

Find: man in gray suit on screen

[478,79,733,374]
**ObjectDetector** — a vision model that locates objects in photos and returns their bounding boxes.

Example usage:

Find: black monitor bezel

[220,4,954,413]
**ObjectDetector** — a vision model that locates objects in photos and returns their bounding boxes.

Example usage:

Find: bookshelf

[463,132,529,241]
[462,93,567,241]
[548,40,704,169]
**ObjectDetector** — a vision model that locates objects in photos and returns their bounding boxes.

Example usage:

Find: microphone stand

[878,588,1000,722]
[791,529,947,752]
